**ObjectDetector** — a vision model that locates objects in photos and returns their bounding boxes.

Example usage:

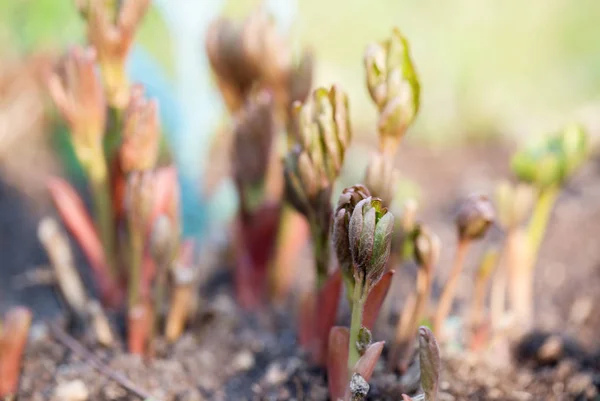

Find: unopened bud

[356,326,372,356]
[232,90,275,194]
[349,197,394,288]
[333,185,371,281]
[365,28,420,155]
[413,224,441,270]
[456,193,495,241]
[125,170,155,234]
[418,326,440,401]
[120,85,160,173]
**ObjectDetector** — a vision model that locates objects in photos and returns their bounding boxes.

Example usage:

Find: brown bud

[150,214,176,270]
[333,185,371,280]
[456,193,495,241]
[232,90,275,190]
[364,153,399,207]
[120,84,160,173]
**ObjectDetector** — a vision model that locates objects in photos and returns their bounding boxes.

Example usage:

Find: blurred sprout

[283,85,351,287]
[418,326,441,401]
[413,224,441,270]
[120,85,160,173]
[511,124,589,189]
[456,193,495,241]
[364,28,420,155]
[150,215,176,270]
[81,0,150,108]
[47,46,106,175]
[206,8,312,116]
[284,85,350,218]
[125,171,155,235]
[495,180,535,230]
[349,197,394,290]
[333,185,371,286]
[232,90,276,214]
[364,153,399,207]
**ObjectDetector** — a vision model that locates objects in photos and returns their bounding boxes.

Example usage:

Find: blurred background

[1,0,600,235]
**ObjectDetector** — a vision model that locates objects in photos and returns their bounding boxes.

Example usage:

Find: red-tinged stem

[0,307,32,398]
[433,239,470,337]
[128,303,150,355]
[47,177,122,307]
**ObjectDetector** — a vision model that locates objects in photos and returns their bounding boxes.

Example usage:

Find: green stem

[527,185,560,268]
[348,280,366,375]
[89,163,118,278]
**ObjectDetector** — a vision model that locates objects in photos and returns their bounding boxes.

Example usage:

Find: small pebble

[264,363,287,385]
[567,373,593,394]
[54,380,88,401]
[349,373,369,401]
[231,350,255,372]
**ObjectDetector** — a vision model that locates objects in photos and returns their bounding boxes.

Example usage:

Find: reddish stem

[0,307,32,398]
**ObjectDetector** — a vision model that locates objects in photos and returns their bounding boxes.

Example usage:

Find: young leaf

[363,270,395,329]
[327,326,350,401]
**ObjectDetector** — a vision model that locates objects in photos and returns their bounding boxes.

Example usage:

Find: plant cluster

[42,0,196,355]
[12,2,589,399]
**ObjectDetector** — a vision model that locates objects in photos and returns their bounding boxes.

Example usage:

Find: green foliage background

[3,0,600,145]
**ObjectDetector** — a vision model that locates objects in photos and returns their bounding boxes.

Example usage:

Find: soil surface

[3,141,600,400]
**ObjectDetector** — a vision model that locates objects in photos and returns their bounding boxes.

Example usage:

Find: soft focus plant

[507,124,588,326]
[43,0,193,355]
[401,326,441,401]
[433,193,495,337]
[205,8,313,308]
[391,223,440,372]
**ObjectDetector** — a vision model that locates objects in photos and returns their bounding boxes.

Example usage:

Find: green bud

[511,124,589,189]
[356,326,372,356]
[418,326,440,401]
[364,153,399,207]
[349,197,395,288]
[413,224,441,270]
[333,185,371,280]
[364,28,420,155]
[284,85,352,221]
[456,193,495,241]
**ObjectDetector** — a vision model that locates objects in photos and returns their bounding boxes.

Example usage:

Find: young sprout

[346,197,394,370]
[364,28,420,156]
[433,193,494,337]
[284,85,351,289]
[510,125,588,325]
[120,84,160,173]
[0,307,32,399]
[392,224,440,372]
[77,0,150,108]
[491,181,534,329]
[469,248,498,349]
[47,46,117,277]
[400,327,441,401]
[125,170,155,352]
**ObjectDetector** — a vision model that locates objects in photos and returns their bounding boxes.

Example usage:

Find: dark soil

[4,141,600,400]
